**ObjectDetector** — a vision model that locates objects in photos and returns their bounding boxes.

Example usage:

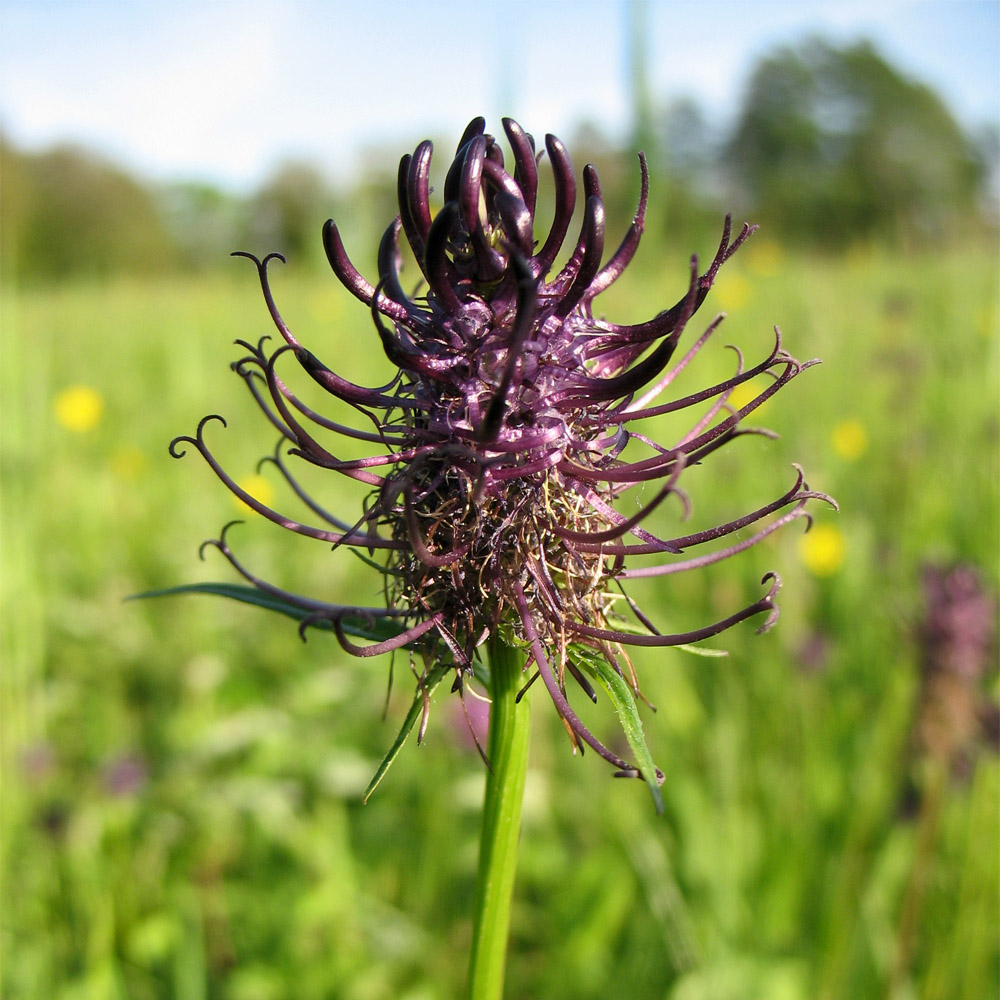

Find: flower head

[171,118,834,787]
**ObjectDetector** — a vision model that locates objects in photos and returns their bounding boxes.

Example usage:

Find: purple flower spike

[172,119,836,783]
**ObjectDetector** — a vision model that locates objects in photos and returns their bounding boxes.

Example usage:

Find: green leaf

[672,643,729,658]
[571,647,664,813]
[362,662,450,803]
[127,582,405,643]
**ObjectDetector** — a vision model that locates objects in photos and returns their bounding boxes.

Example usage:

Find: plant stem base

[467,639,531,1000]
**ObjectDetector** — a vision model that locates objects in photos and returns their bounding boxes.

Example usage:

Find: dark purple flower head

[171,118,835,785]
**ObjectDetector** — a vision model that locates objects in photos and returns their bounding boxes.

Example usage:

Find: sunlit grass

[1,241,997,999]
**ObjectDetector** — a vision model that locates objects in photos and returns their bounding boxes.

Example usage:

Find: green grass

[1,236,997,999]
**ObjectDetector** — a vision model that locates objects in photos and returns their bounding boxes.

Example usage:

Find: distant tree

[0,138,178,283]
[158,180,244,271]
[353,142,414,250]
[971,122,999,219]
[727,38,987,246]
[569,118,633,212]
[562,116,724,267]
[245,161,334,267]
[660,97,716,182]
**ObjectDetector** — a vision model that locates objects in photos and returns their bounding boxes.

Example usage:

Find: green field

[2,235,997,999]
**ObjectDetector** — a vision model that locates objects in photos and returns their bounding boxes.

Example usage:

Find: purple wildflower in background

[170,117,833,785]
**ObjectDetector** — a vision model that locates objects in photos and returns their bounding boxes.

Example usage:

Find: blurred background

[1,2,997,998]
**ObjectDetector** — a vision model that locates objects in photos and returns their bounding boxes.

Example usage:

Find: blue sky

[1,0,997,191]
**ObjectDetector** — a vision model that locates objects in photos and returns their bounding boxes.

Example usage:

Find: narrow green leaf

[348,547,401,576]
[128,582,405,643]
[362,663,450,803]
[572,647,664,813]
[672,643,729,658]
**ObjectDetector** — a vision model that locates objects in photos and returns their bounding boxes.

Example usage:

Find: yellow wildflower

[54,385,104,432]
[714,271,750,312]
[799,523,845,577]
[233,474,275,514]
[832,419,868,460]
[728,379,769,414]
[748,239,784,277]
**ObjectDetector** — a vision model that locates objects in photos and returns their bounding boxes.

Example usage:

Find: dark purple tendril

[171,118,836,781]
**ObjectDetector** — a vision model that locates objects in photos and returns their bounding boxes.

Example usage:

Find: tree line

[2,38,995,285]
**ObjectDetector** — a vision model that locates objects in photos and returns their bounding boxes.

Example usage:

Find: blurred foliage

[0,139,180,282]
[158,181,247,273]
[1,26,998,1000]
[2,36,996,288]
[1,229,997,998]
[727,38,990,247]
[244,161,335,269]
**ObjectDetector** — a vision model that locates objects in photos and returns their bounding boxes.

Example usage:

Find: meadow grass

[1,237,997,1000]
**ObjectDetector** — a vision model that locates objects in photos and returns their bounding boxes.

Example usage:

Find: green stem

[467,638,531,1000]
